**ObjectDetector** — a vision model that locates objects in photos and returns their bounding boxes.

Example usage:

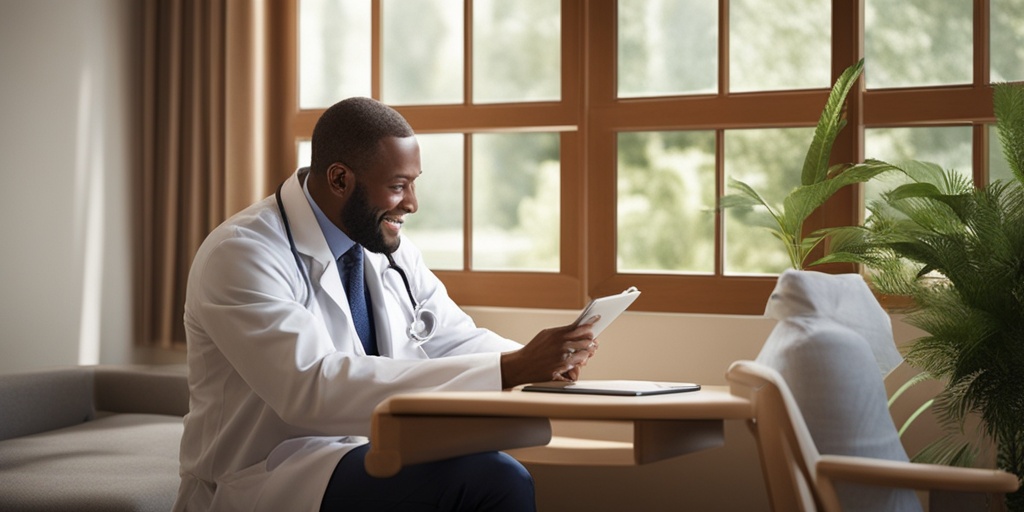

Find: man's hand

[499,317,600,389]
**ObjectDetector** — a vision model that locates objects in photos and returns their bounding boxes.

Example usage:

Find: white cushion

[762,269,902,377]
[757,269,921,512]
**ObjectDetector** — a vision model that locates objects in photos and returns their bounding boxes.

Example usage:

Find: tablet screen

[574,286,641,337]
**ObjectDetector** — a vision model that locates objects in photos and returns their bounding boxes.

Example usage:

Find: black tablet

[521,380,701,397]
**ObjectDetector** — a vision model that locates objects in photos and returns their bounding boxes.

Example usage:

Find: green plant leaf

[889,370,937,407]
[722,179,782,225]
[994,82,1024,185]
[899,398,936,437]
[912,434,978,468]
[718,193,762,209]
[780,160,895,238]
[889,160,947,187]
[800,59,864,186]
[883,182,945,201]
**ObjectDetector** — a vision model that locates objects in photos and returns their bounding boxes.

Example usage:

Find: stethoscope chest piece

[409,306,438,343]
[386,253,438,345]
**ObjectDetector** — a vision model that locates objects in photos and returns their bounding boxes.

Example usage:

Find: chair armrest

[816,454,1020,493]
[93,365,189,417]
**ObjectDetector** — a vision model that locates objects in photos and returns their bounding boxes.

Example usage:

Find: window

[864,0,973,89]
[273,0,1023,315]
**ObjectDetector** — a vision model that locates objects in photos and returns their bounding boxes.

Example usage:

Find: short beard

[341,181,400,254]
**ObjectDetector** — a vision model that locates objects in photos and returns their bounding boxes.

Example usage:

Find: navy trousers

[320,444,537,512]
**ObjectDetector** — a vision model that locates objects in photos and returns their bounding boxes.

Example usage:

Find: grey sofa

[0,365,188,511]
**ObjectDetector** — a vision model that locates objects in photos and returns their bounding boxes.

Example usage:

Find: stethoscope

[276,182,438,344]
[383,253,438,343]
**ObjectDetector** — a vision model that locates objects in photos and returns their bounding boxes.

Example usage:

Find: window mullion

[714,129,725,276]
[716,0,728,276]
[463,133,473,271]
[973,0,990,188]
[371,0,381,99]
[462,0,472,271]
[974,0,990,87]
[718,0,729,95]
[974,124,988,187]
[464,0,473,105]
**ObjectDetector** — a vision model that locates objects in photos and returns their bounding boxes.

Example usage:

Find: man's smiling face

[339,136,421,254]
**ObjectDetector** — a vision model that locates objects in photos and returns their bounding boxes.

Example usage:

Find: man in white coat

[173,97,599,512]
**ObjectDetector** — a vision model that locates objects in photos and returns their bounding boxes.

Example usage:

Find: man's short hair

[310,97,414,175]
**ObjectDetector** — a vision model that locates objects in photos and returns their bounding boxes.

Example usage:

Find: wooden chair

[726,360,1019,512]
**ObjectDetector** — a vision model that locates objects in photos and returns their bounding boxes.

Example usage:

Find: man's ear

[326,163,351,196]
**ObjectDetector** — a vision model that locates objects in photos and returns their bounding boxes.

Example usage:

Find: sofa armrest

[93,365,189,417]
[0,367,96,441]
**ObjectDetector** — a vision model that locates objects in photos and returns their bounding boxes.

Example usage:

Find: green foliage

[995,82,1024,184]
[825,82,1024,508]
[721,59,895,269]
[912,432,979,468]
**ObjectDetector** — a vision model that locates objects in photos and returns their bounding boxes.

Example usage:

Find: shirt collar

[301,168,356,261]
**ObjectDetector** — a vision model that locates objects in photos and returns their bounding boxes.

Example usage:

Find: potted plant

[821,81,1024,510]
[720,58,892,270]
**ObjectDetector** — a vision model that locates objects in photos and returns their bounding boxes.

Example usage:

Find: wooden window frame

[270,0,1002,315]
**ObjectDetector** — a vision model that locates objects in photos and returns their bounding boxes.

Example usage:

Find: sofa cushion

[0,413,183,512]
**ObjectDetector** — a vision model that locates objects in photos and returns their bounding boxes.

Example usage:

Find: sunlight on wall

[73,64,104,366]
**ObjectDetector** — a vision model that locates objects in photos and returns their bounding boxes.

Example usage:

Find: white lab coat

[173,168,523,512]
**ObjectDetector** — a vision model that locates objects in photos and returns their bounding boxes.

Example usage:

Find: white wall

[0,0,139,373]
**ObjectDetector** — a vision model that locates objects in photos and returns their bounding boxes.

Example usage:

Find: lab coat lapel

[280,170,362,353]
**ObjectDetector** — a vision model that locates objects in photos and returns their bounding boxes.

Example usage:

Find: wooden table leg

[366,413,553,477]
[633,419,724,464]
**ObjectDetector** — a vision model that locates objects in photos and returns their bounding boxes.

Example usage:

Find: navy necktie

[340,245,377,356]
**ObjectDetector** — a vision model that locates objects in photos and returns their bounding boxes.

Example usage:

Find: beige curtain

[139,0,269,348]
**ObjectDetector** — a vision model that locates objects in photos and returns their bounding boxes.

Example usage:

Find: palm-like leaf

[782,159,893,235]
[913,434,978,468]
[720,60,876,269]
[719,179,781,221]
[802,59,864,186]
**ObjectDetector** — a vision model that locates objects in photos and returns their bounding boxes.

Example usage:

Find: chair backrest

[745,270,923,512]
[728,360,823,512]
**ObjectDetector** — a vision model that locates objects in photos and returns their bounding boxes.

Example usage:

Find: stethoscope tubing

[385,253,420,310]
[277,183,314,307]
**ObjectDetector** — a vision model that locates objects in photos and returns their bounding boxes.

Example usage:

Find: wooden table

[366,385,752,477]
